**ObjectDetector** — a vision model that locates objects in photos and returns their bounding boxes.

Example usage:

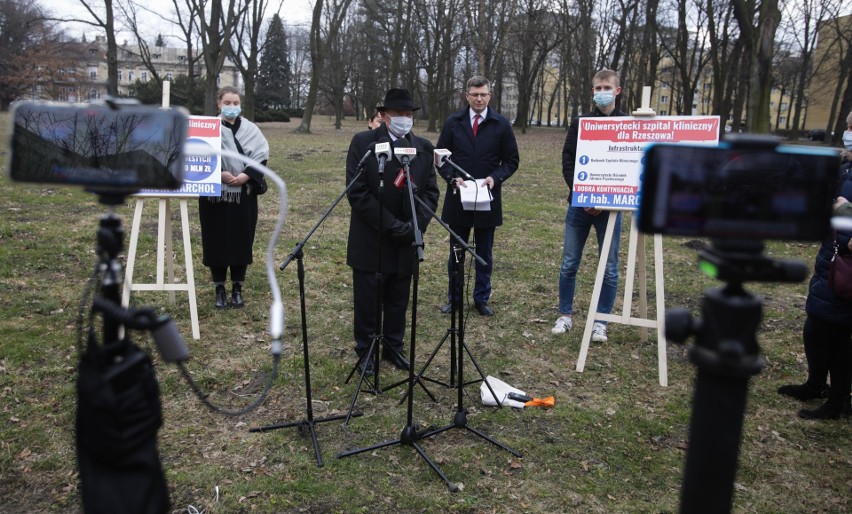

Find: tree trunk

[732,0,781,133]
[296,0,324,133]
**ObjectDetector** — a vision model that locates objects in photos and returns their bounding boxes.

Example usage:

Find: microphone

[374,137,391,177]
[434,148,475,181]
[393,139,417,188]
[393,139,417,166]
[433,148,452,167]
[355,142,376,169]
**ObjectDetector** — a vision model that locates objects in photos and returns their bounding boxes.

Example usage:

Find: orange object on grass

[524,396,555,408]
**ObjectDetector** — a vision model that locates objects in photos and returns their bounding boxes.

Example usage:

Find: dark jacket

[562,107,627,193]
[806,161,852,326]
[437,107,519,227]
[345,124,440,274]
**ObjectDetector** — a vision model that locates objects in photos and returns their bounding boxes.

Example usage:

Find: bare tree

[465,0,517,108]
[703,0,741,138]
[0,1,72,108]
[410,0,465,131]
[656,0,711,115]
[288,25,311,111]
[632,0,662,111]
[117,0,164,87]
[732,0,782,133]
[507,0,560,133]
[779,0,842,138]
[296,0,354,133]
[230,0,281,120]
[68,0,120,95]
[823,15,852,144]
[770,44,800,130]
[185,0,248,115]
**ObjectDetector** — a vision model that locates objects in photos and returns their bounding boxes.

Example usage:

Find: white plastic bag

[480,375,526,408]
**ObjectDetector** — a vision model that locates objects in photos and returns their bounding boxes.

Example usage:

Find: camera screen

[638,143,839,241]
[7,102,187,191]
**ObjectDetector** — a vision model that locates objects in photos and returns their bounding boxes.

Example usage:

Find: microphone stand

[248,168,367,466]
[338,162,515,492]
[393,168,501,406]
[412,184,518,461]
[343,152,391,423]
[338,156,458,490]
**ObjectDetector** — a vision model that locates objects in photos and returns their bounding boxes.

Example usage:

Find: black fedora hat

[378,88,420,112]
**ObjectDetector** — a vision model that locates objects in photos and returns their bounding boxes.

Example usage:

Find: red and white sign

[572,116,720,210]
[138,115,222,197]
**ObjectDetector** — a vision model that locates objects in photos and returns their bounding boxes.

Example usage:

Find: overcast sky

[49,0,312,44]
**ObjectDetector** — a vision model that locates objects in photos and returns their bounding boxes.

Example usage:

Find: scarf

[215,117,270,203]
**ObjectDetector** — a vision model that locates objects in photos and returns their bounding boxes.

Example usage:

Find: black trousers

[803,315,852,408]
[352,268,411,355]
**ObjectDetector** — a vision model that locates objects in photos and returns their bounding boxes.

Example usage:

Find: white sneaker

[551,316,573,334]
[591,322,608,342]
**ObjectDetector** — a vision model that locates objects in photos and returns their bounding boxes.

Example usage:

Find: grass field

[1,113,850,513]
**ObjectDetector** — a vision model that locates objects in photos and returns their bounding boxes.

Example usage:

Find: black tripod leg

[344,338,381,425]
[336,437,401,458]
[464,425,521,457]
[412,442,459,491]
[460,340,501,406]
[397,330,453,405]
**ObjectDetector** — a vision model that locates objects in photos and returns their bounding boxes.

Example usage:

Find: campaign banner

[137,115,222,197]
[572,115,720,210]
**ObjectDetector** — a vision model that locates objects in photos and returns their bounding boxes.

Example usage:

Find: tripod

[249,168,366,466]
[338,161,516,492]
[341,147,406,423]
[77,194,170,513]
[338,145,465,487]
[393,181,501,406]
[666,240,807,513]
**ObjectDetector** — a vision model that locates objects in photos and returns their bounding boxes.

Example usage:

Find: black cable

[176,355,281,417]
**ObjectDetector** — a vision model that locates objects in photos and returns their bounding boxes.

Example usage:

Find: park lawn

[1,113,850,513]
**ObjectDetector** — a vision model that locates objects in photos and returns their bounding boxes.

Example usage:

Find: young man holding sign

[552,69,624,341]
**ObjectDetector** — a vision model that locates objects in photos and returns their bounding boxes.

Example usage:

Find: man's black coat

[436,107,519,227]
[346,124,440,274]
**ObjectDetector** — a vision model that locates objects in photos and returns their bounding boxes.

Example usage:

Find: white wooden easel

[121,196,200,339]
[574,212,667,385]
[121,81,200,339]
[574,86,668,386]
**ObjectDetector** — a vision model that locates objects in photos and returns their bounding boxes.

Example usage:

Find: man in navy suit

[437,76,519,316]
[346,88,440,374]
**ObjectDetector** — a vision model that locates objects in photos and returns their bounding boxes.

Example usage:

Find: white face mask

[843,130,852,151]
[389,116,413,137]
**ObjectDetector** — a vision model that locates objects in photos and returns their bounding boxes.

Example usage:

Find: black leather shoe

[357,356,375,376]
[214,285,227,309]
[230,282,244,308]
[383,348,411,371]
[777,382,829,401]
[474,302,494,316]
[798,402,851,420]
[440,303,452,314]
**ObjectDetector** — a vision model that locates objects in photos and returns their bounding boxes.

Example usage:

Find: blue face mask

[221,106,241,120]
[844,131,852,151]
[593,91,615,108]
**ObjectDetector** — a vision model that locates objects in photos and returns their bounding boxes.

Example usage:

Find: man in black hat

[345,88,440,375]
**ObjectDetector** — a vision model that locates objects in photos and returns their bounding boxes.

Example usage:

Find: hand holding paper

[459,178,493,211]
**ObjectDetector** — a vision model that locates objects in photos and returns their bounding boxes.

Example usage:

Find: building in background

[803,14,851,135]
[22,35,239,103]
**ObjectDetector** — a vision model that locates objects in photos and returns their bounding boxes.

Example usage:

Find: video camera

[7,100,188,194]
[636,136,840,514]
[638,136,840,242]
